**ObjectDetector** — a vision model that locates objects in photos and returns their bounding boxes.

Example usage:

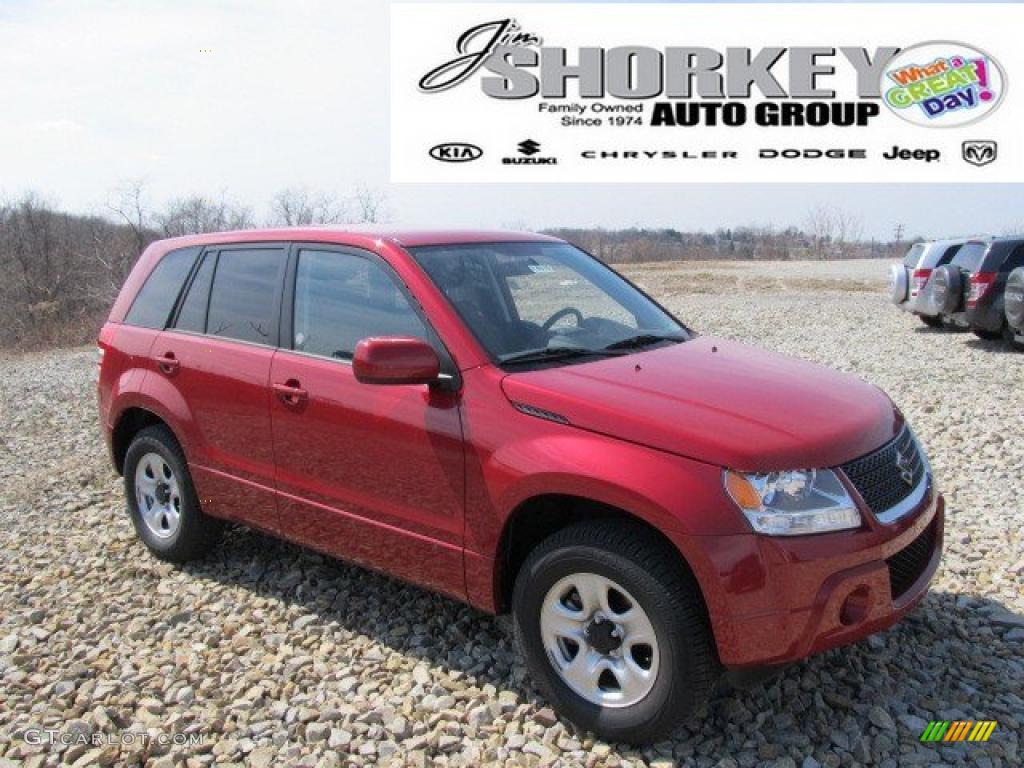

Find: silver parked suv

[889,239,966,327]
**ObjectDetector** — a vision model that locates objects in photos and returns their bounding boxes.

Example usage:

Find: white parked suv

[889,239,966,327]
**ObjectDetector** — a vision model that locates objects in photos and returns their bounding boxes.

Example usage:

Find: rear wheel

[918,314,943,328]
[124,425,223,562]
[513,521,718,743]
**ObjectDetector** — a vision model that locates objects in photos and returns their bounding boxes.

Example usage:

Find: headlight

[724,468,861,536]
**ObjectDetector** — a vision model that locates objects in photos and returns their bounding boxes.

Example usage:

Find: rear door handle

[273,380,308,406]
[153,352,180,375]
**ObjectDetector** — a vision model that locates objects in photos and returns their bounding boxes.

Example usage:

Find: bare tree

[350,184,389,224]
[107,178,153,256]
[833,209,865,259]
[267,186,346,226]
[158,195,254,237]
[804,205,835,260]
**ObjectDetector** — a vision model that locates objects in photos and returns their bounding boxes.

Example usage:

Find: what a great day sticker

[883,41,1005,127]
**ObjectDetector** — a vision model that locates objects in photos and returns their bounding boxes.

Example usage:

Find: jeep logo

[429,143,483,163]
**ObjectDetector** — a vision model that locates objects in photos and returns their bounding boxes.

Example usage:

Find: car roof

[149,227,563,250]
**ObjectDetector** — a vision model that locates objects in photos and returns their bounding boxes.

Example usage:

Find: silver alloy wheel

[540,572,660,708]
[134,452,182,539]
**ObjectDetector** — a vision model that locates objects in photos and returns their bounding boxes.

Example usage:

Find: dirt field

[0,259,1021,768]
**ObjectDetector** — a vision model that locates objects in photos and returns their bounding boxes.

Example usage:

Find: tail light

[967,272,997,308]
[910,268,932,297]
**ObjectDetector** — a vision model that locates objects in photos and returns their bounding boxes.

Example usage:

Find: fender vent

[512,402,570,425]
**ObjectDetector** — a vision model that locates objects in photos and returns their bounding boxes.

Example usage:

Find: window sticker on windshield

[528,264,556,273]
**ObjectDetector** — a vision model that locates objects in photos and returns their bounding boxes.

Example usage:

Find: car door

[269,244,466,598]
[149,243,287,534]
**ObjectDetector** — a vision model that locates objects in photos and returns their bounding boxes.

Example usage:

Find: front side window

[292,249,428,359]
[205,248,285,344]
[124,246,200,329]
[409,242,686,364]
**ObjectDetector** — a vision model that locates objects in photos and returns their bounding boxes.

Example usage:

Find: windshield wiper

[499,346,626,366]
[603,333,687,351]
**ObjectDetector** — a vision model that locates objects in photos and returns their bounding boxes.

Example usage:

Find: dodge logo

[962,140,997,167]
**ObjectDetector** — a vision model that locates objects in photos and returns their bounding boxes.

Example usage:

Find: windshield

[951,242,988,272]
[903,243,926,267]
[408,242,687,364]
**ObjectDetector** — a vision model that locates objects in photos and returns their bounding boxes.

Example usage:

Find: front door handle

[153,352,180,375]
[273,380,308,407]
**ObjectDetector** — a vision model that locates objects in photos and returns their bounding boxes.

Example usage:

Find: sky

[1,0,1021,240]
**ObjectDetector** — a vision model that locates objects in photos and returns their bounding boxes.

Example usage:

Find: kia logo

[429,143,483,163]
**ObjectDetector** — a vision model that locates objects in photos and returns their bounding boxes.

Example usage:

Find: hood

[500,337,900,471]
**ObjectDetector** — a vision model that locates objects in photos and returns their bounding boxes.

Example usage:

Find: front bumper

[672,481,943,668]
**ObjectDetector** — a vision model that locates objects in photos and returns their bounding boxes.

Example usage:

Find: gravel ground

[1,258,1022,768]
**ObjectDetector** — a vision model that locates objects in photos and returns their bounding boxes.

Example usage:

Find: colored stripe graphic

[945,721,969,741]
[920,720,996,742]
[921,721,949,741]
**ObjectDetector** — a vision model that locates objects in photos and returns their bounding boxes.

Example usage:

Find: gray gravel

[1,258,1022,767]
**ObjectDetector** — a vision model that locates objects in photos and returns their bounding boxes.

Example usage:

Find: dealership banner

[390,2,1022,183]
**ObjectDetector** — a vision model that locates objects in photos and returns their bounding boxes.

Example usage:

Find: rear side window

[935,244,962,267]
[292,249,428,359]
[174,252,216,333]
[123,247,200,329]
[205,248,285,345]
[1003,244,1024,272]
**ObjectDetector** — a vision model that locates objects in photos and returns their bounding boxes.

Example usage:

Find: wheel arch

[111,406,173,475]
[493,494,711,625]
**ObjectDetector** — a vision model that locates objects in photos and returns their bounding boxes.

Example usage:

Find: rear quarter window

[123,247,201,329]
[902,243,926,267]
[951,243,988,272]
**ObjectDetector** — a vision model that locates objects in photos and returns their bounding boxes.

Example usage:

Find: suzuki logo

[895,449,916,486]
[962,140,997,167]
[517,139,542,156]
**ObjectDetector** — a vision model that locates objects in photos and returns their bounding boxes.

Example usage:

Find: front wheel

[124,425,223,562]
[513,521,718,743]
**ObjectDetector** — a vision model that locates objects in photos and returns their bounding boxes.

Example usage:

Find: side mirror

[352,336,441,386]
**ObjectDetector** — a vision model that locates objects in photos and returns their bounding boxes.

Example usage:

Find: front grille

[840,426,924,517]
[886,521,936,599]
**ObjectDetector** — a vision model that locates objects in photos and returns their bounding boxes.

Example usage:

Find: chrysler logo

[895,449,915,486]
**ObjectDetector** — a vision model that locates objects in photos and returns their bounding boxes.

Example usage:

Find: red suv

[98,230,943,742]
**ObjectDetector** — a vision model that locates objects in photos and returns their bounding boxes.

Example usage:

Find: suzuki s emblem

[895,450,915,486]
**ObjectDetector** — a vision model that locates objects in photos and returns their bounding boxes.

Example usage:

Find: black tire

[972,327,1003,341]
[919,314,943,328]
[512,521,718,743]
[1005,267,1024,330]
[124,425,223,562]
